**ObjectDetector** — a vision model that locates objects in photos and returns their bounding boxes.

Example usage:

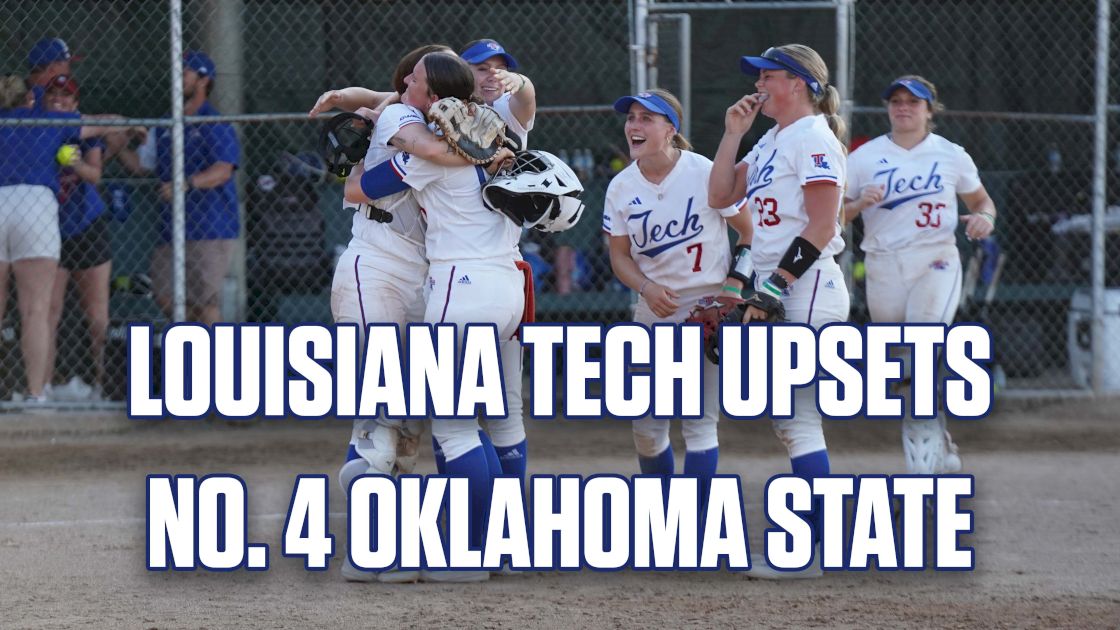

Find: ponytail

[671,132,693,152]
[818,84,847,150]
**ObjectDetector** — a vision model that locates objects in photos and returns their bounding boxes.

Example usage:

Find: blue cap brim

[740,56,786,76]
[612,95,680,130]
[882,80,932,102]
[462,51,518,70]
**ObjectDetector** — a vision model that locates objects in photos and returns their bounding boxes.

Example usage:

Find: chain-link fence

[0,0,632,408]
[643,0,1118,396]
[1,0,1117,409]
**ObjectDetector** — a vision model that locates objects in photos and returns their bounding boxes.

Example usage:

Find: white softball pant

[425,258,525,462]
[755,259,850,458]
[631,288,722,458]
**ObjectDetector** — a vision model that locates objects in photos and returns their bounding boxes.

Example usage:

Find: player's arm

[494,69,536,129]
[720,204,754,296]
[709,94,764,208]
[309,87,397,117]
[842,184,883,223]
[346,157,411,203]
[389,124,473,167]
[608,235,679,318]
[959,185,997,240]
[70,144,104,185]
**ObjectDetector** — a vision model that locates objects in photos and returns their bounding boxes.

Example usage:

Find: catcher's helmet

[318,112,372,178]
[483,150,585,233]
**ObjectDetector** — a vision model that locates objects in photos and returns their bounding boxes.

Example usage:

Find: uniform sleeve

[795,134,844,188]
[955,147,983,194]
[207,122,240,167]
[391,152,444,192]
[374,104,425,149]
[359,157,411,199]
[844,147,865,201]
[603,180,627,236]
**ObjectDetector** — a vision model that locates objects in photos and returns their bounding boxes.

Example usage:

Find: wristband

[977,211,996,226]
[518,75,527,91]
[760,279,783,299]
[778,236,822,280]
[728,244,754,284]
[638,279,650,297]
[721,284,742,296]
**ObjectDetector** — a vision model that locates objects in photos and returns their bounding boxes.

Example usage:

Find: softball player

[459,38,535,150]
[354,51,522,583]
[709,44,849,579]
[605,88,752,503]
[326,44,491,584]
[845,75,997,475]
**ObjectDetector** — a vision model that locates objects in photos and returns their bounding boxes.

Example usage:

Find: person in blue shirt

[118,51,240,325]
[0,73,122,402]
[41,74,112,400]
[26,37,80,110]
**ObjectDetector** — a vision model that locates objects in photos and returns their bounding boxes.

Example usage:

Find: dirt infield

[2,399,1119,629]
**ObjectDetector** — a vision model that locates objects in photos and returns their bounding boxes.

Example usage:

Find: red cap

[46,73,79,96]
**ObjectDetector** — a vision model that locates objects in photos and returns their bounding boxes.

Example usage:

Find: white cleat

[419,569,491,583]
[340,557,420,584]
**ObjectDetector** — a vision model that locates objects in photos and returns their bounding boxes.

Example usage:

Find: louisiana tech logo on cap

[486,41,501,51]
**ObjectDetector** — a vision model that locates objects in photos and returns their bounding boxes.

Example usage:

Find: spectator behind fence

[42,75,112,401]
[117,51,240,325]
[26,38,80,110]
[0,74,124,402]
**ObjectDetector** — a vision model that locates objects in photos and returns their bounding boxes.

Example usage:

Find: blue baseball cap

[881,78,933,103]
[613,92,680,131]
[740,47,823,95]
[184,50,216,78]
[27,38,81,68]
[460,39,519,70]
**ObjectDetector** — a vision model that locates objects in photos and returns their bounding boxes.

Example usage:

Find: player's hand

[159,181,172,201]
[724,93,766,136]
[491,69,526,95]
[858,184,884,210]
[354,107,381,124]
[643,283,681,318]
[309,90,344,117]
[961,213,995,240]
[485,147,516,176]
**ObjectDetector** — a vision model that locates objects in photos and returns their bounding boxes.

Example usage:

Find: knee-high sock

[477,431,503,477]
[684,447,719,513]
[444,445,493,549]
[639,444,675,476]
[790,449,830,542]
[495,439,527,479]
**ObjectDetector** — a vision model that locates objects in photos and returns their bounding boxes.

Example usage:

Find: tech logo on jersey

[627,196,703,258]
[746,149,777,198]
[811,153,831,169]
[874,161,945,209]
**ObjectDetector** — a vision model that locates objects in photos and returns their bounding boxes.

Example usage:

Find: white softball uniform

[848,133,980,475]
[847,133,979,325]
[740,114,850,458]
[331,103,430,485]
[392,151,525,461]
[604,150,741,456]
[492,92,534,150]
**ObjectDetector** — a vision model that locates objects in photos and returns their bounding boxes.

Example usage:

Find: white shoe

[419,569,490,583]
[340,557,420,584]
[940,432,962,473]
[741,547,823,580]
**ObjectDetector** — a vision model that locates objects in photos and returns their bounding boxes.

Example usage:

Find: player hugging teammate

[311,39,996,582]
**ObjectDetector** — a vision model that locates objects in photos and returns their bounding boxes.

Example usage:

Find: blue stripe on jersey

[360,159,410,199]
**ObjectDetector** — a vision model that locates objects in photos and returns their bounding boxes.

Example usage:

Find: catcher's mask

[483,150,585,233]
[318,112,372,178]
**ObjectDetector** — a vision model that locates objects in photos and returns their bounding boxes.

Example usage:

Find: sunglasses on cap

[741,47,823,96]
[47,74,79,95]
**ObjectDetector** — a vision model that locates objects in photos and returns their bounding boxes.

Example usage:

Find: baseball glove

[700,291,787,364]
[686,296,746,356]
[319,112,372,178]
[428,97,508,165]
